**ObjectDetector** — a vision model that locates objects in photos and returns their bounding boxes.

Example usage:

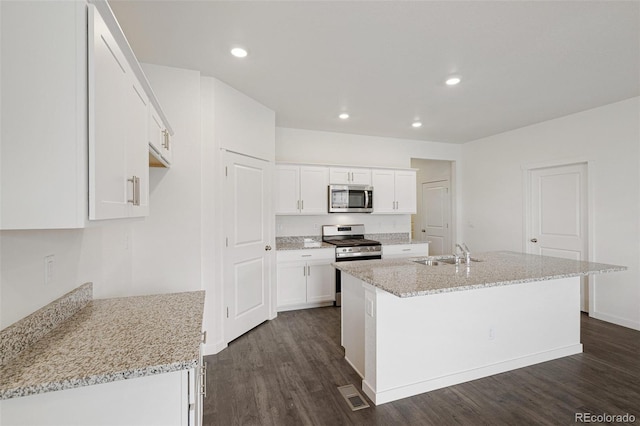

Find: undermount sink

[413,259,440,266]
[413,256,483,266]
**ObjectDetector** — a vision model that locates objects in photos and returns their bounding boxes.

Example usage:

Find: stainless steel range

[322,224,382,306]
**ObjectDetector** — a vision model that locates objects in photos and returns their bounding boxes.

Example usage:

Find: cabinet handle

[303,266,306,276]
[128,176,140,206]
[297,200,300,210]
[307,265,311,276]
[200,361,207,397]
[402,248,411,251]
[301,200,304,210]
[162,129,169,150]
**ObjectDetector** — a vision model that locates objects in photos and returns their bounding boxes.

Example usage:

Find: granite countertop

[333,251,626,297]
[0,289,205,400]
[276,233,425,250]
[276,237,334,250]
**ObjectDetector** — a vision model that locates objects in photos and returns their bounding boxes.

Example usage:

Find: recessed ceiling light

[231,47,248,58]
[339,113,349,120]
[412,121,423,128]
[446,76,461,86]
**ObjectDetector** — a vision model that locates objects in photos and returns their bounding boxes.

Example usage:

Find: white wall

[276,127,460,168]
[275,128,462,237]
[0,224,133,327]
[130,64,203,297]
[461,97,640,330]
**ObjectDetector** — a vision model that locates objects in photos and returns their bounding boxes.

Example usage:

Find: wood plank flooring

[203,308,640,425]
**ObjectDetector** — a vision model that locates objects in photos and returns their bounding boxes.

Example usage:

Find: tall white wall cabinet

[0,0,173,230]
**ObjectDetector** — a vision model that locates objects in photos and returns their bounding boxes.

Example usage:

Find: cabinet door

[350,168,372,185]
[299,166,329,214]
[394,170,417,213]
[89,6,129,220]
[274,165,300,214]
[276,262,307,308]
[371,170,396,213]
[126,77,150,217]
[0,371,186,426]
[329,167,371,185]
[306,261,335,303]
[329,167,351,184]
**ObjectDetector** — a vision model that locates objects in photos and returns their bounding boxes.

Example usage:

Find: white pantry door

[223,151,272,342]
[421,181,451,255]
[527,163,588,311]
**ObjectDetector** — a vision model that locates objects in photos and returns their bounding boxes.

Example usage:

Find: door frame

[522,158,594,312]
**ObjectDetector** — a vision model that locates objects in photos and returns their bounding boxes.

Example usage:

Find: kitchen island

[334,251,625,405]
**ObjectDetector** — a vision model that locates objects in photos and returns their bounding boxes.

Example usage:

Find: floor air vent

[338,384,370,411]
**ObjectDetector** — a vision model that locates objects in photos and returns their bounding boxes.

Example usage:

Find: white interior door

[223,151,272,342]
[527,163,588,311]
[421,181,451,256]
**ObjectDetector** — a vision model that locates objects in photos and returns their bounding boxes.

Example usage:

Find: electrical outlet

[44,255,55,285]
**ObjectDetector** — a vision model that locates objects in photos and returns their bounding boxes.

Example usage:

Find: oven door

[329,185,373,213]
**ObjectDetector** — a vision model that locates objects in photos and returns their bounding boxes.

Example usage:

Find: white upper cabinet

[329,167,371,185]
[372,169,417,214]
[0,0,172,229]
[275,165,329,215]
[1,1,88,229]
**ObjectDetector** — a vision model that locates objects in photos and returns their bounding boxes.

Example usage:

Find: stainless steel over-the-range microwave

[328,185,373,213]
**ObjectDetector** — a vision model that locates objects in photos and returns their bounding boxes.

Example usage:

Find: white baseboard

[202,340,227,356]
[362,344,583,405]
[590,311,640,331]
[344,356,364,379]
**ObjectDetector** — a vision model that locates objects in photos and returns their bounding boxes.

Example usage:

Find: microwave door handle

[365,190,369,208]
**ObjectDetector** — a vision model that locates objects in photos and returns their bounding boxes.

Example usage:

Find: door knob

[265,245,272,251]
[421,229,426,233]
[530,238,538,243]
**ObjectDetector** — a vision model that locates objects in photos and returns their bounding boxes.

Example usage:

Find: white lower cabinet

[382,243,429,259]
[277,248,335,311]
[0,370,198,426]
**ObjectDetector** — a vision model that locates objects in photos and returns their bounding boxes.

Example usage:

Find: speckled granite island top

[0,288,205,400]
[333,251,626,297]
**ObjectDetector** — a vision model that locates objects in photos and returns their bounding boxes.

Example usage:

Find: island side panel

[342,273,366,378]
[363,276,582,405]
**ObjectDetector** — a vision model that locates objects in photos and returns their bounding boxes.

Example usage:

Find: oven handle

[335,254,382,261]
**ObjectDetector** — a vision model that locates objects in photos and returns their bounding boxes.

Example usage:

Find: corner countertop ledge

[333,251,626,297]
[0,289,205,400]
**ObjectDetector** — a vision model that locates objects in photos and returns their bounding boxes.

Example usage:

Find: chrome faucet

[456,243,472,264]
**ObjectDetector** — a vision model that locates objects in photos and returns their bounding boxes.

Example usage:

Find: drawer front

[277,248,335,263]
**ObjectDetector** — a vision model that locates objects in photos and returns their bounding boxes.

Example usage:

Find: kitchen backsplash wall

[276,214,411,237]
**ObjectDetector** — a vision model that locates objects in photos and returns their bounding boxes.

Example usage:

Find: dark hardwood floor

[203,308,640,425]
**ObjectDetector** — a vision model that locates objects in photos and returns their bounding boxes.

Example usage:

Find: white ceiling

[110,0,640,143]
